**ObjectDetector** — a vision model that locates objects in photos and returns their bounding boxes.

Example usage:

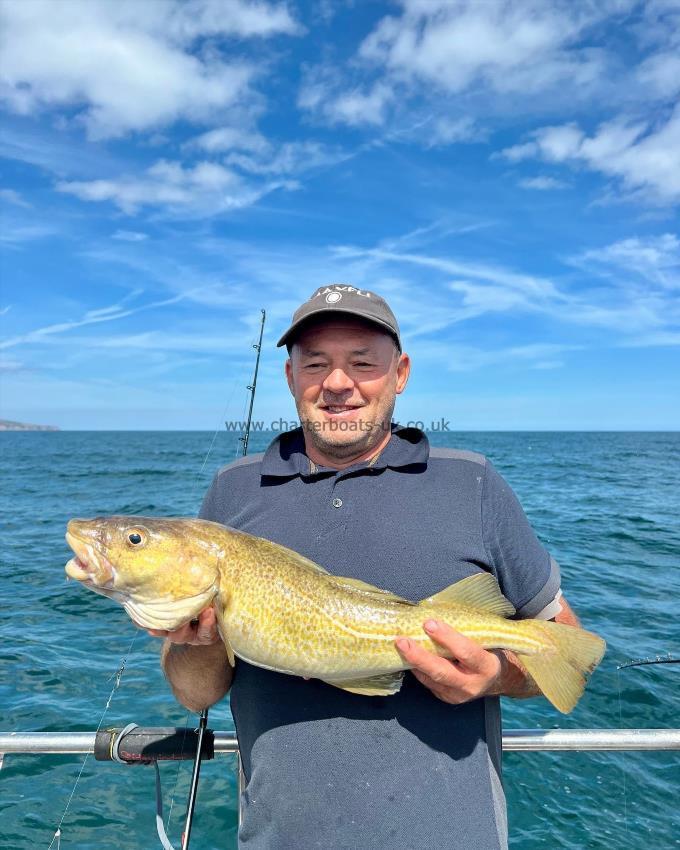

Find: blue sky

[0,0,678,430]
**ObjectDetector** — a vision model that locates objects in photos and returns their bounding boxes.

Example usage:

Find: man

[151,285,581,850]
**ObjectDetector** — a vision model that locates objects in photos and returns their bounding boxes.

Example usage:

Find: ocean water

[1,430,678,850]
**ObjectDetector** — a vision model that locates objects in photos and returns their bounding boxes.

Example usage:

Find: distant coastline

[0,419,60,431]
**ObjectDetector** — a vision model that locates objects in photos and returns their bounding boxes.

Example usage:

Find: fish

[64,516,606,713]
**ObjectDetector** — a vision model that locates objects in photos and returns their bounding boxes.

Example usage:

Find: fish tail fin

[519,621,606,714]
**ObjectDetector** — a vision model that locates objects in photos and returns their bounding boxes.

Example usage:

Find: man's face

[285,319,410,464]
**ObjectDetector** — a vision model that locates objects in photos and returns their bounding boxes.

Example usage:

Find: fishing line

[194,374,242,491]
[164,708,192,835]
[47,631,139,849]
[617,654,680,669]
[614,651,679,838]
[615,666,630,840]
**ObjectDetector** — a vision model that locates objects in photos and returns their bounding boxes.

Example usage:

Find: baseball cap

[276,284,401,350]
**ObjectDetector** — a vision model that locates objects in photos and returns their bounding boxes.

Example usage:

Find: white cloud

[0,354,24,372]
[444,342,577,372]
[186,126,270,154]
[112,230,148,242]
[225,141,347,175]
[636,51,680,99]
[518,176,569,190]
[502,123,586,161]
[301,0,624,129]
[0,222,57,245]
[186,126,348,176]
[299,78,394,127]
[359,0,601,93]
[500,107,680,204]
[377,218,495,252]
[161,0,301,39]
[325,83,395,127]
[0,0,300,139]
[334,233,680,339]
[334,245,562,300]
[57,330,249,355]
[57,158,294,215]
[423,116,482,147]
[0,290,190,350]
[625,330,680,347]
[0,188,31,208]
[577,234,680,290]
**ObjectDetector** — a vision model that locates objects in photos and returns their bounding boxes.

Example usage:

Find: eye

[127,531,144,545]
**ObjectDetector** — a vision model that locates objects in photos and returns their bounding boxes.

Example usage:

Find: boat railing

[3,728,677,842]
[2,727,679,756]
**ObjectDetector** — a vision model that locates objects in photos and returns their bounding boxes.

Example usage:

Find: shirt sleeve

[481,460,561,618]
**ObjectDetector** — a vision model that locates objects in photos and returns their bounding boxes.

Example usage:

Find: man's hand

[395,619,503,705]
[144,606,232,712]
[143,607,221,646]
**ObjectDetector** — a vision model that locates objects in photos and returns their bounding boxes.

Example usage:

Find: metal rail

[2,729,679,755]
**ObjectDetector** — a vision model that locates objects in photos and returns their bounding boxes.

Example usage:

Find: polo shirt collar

[260,424,429,477]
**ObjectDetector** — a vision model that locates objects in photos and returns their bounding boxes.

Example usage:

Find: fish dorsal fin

[424,573,515,618]
[283,548,331,575]
[323,670,405,697]
[330,575,415,606]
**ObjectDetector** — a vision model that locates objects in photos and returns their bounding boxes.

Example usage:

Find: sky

[0,0,678,431]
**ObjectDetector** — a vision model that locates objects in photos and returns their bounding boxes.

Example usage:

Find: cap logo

[325,291,342,304]
[312,285,371,300]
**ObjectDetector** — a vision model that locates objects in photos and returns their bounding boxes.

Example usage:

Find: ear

[395,352,410,395]
[285,357,295,396]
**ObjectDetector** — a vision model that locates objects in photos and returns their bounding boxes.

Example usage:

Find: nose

[322,368,354,394]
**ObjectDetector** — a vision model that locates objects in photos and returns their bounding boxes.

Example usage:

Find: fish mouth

[65,528,115,588]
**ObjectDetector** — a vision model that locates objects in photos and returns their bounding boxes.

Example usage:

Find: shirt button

[332,497,343,508]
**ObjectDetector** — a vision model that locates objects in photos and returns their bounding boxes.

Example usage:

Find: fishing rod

[181,308,266,850]
[239,309,266,457]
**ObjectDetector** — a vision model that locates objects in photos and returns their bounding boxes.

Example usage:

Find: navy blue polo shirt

[199,426,560,850]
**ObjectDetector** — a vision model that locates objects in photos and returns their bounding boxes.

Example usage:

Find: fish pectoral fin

[222,633,236,668]
[214,609,236,668]
[322,671,405,697]
[423,573,515,618]
[330,576,415,606]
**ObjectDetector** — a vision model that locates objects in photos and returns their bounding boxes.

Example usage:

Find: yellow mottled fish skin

[217,530,532,679]
[65,517,606,712]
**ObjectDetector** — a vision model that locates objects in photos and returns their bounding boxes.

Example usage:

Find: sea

[1,430,678,850]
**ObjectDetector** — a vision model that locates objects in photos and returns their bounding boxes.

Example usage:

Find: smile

[320,405,363,414]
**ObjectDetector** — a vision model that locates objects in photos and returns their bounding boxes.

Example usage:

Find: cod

[65,516,605,713]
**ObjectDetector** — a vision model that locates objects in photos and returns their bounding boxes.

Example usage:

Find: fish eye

[127,530,144,546]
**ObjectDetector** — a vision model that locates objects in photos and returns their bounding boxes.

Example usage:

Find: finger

[421,621,491,673]
[196,607,218,644]
[395,637,466,687]
[147,629,168,638]
[410,669,460,703]
[166,621,200,644]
